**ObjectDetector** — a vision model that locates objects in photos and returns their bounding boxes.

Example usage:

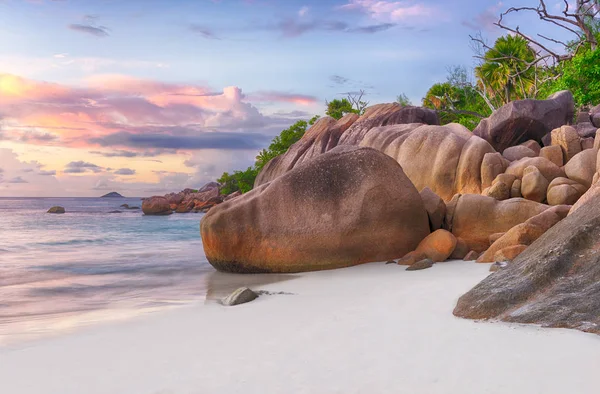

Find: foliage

[475,35,537,108]
[422,65,491,130]
[326,90,369,119]
[553,46,600,106]
[396,93,412,106]
[218,167,258,195]
[325,98,358,120]
[217,117,317,194]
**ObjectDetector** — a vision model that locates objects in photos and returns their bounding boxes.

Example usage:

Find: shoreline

[1,260,599,394]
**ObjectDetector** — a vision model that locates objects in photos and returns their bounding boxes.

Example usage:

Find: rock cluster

[141,182,238,216]
[199,92,600,335]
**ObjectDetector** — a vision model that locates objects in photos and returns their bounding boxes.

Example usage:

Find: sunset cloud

[339,0,433,23]
[249,91,319,106]
[0,73,307,153]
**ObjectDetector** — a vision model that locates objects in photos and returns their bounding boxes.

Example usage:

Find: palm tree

[475,35,537,107]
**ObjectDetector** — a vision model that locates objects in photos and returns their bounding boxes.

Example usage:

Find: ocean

[0,197,215,346]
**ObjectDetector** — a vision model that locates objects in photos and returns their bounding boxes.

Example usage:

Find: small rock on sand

[406,258,434,271]
[222,287,259,306]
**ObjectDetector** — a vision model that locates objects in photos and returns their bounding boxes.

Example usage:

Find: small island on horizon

[101,192,124,198]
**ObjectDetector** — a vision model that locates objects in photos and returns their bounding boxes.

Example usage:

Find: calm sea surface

[0,197,216,345]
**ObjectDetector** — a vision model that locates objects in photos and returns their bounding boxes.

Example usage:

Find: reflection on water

[0,197,299,346]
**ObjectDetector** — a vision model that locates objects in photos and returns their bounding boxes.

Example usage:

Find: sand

[1,260,599,394]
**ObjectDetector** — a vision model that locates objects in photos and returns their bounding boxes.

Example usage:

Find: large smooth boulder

[142,197,173,216]
[547,177,587,206]
[481,153,509,190]
[444,194,550,252]
[360,123,496,201]
[255,115,358,186]
[505,157,565,181]
[473,91,575,152]
[564,148,597,188]
[454,195,600,335]
[520,140,542,155]
[591,104,600,128]
[413,229,457,263]
[521,166,549,203]
[577,122,597,138]
[419,187,446,231]
[201,147,430,273]
[539,145,563,167]
[477,205,569,263]
[551,125,581,163]
[337,104,439,146]
[502,145,536,162]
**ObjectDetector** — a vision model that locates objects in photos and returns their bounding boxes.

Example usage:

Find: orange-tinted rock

[510,179,522,198]
[420,187,446,231]
[521,166,549,202]
[505,156,565,181]
[481,152,509,190]
[539,145,564,167]
[489,232,505,245]
[502,145,536,161]
[454,196,600,334]
[338,104,439,146]
[485,181,510,200]
[551,125,582,163]
[463,250,480,261]
[594,129,600,149]
[477,205,568,263]
[448,194,549,252]
[142,197,173,216]
[564,148,597,188]
[175,200,195,213]
[201,147,430,273]
[450,237,469,259]
[397,251,424,266]
[255,115,358,186]
[360,123,495,201]
[414,229,458,263]
[520,140,542,155]
[581,137,595,150]
[547,177,587,206]
[494,244,528,262]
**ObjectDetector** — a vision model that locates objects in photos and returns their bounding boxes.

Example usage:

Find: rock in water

[454,192,600,335]
[473,91,574,152]
[142,196,173,216]
[201,147,430,273]
[222,287,258,306]
[47,206,65,214]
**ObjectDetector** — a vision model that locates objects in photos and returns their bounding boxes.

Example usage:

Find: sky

[0,0,576,197]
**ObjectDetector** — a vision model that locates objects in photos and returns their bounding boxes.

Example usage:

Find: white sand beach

[1,260,599,394]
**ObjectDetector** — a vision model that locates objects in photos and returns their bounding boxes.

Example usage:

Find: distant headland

[101,192,124,198]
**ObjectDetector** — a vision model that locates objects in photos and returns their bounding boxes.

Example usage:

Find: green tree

[475,35,537,107]
[325,98,357,120]
[422,66,491,130]
[554,46,600,106]
[217,167,258,195]
[217,117,317,194]
[396,93,412,106]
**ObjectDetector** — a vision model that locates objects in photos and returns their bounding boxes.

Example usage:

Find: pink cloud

[248,91,319,106]
[0,73,312,151]
[339,0,433,23]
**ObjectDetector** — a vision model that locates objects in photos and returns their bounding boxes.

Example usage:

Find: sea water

[0,197,214,345]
